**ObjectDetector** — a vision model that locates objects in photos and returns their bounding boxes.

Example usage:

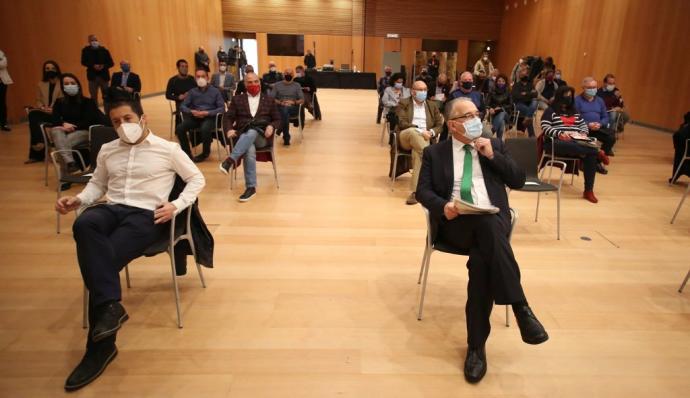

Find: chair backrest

[88,125,119,170]
[504,137,539,179]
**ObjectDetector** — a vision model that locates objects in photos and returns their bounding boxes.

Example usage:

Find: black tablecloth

[307,71,376,89]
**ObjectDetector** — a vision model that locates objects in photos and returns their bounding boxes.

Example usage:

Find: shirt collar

[452,136,475,149]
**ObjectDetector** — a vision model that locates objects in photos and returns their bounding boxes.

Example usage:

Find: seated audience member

[235,65,266,95]
[165,59,197,125]
[473,51,494,90]
[381,72,411,132]
[219,72,282,201]
[416,98,548,385]
[26,60,63,163]
[510,58,528,86]
[395,80,444,205]
[262,61,283,88]
[50,73,105,174]
[376,65,393,123]
[575,77,616,157]
[211,60,236,101]
[541,86,609,202]
[175,69,225,162]
[433,73,452,102]
[670,111,690,184]
[56,98,205,392]
[554,69,568,88]
[543,56,556,73]
[535,69,558,110]
[194,46,210,72]
[450,71,486,117]
[415,67,434,89]
[480,68,499,95]
[270,68,304,146]
[294,65,321,120]
[487,74,511,141]
[511,68,538,137]
[109,60,141,100]
[597,73,630,132]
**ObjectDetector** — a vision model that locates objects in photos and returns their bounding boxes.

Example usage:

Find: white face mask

[219,66,227,72]
[116,119,145,144]
[606,84,615,92]
[63,84,79,96]
[269,67,277,72]
[90,41,100,48]
[196,77,208,88]
[462,117,483,140]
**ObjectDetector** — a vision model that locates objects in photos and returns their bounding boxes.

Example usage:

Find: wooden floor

[0,90,689,397]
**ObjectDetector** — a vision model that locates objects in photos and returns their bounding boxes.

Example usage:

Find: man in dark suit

[109,60,142,99]
[416,99,549,384]
[81,34,114,104]
[219,72,281,202]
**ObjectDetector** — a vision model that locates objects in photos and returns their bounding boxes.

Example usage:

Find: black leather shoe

[513,304,549,345]
[219,156,241,175]
[193,153,209,163]
[239,187,256,202]
[596,163,608,175]
[64,344,117,392]
[91,302,128,343]
[464,346,487,383]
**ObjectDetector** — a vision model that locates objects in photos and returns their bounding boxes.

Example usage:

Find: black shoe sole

[92,312,129,343]
[64,347,118,392]
[522,333,549,345]
[218,163,230,175]
[464,365,487,384]
[239,192,256,202]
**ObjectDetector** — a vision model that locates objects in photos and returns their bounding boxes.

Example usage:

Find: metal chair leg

[125,265,131,288]
[671,184,690,224]
[391,155,398,190]
[187,232,206,288]
[417,246,430,284]
[417,250,432,321]
[169,246,183,328]
[535,192,541,222]
[505,305,510,327]
[556,188,561,240]
[679,269,690,293]
[670,158,688,185]
[272,156,280,189]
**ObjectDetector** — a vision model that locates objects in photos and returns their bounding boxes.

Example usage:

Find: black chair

[390,130,412,190]
[82,200,207,329]
[287,103,305,143]
[505,137,565,240]
[417,207,517,326]
[51,125,117,234]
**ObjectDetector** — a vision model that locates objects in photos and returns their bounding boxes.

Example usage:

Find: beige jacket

[0,50,13,85]
[36,81,63,108]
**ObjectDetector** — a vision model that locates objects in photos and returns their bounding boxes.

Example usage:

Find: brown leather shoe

[583,190,598,203]
[405,192,418,205]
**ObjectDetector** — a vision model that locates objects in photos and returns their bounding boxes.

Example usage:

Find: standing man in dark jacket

[81,34,114,105]
[304,49,317,70]
[416,98,548,384]
[166,59,197,126]
[195,46,210,72]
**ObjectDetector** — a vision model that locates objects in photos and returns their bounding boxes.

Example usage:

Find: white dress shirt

[411,100,427,131]
[218,73,226,89]
[120,72,129,87]
[77,132,205,214]
[247,92,260,117]
[451,137,492,207]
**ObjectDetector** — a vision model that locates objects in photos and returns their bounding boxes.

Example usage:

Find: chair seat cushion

[517,178,558,192]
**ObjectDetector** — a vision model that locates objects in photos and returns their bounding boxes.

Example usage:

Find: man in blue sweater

[175,69,225,162]
[575,76,616,160]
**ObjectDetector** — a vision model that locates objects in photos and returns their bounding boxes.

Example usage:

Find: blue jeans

[515,100,537,136]
[230,129,267,188]
[278,104,299,144]
[491,111,507,140]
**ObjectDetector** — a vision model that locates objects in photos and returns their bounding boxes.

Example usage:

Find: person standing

[195,46,210,72]
[0,49,13,131]
[304,49,317,70]
[80,34,114,105]
[427,52,440,80]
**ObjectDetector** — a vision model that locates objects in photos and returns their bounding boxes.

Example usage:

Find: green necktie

[461,144,474,204]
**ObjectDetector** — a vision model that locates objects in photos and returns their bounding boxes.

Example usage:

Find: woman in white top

[381,72,410,131]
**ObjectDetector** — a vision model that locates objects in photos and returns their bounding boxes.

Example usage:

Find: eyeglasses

[449,112,481,121]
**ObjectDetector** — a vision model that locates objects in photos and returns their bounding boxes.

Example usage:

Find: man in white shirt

[394,80,444,204]
[56,99,205,391]
[415,99,548,384]
[219,73,282,202]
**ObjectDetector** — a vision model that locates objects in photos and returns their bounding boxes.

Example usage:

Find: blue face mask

[414,91,427,102]
[394,82,403,89]
[585,88,597,97]
[462,117,483,140]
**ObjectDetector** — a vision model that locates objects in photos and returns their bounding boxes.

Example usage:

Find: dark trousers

[0,82,7,125]
[438,214,527,348]
[278,105,299,144]
[302,92,321,120]
[27,110,52,160]
[589,127,616,153]
[175,115,215,158]
[88,76,109,105]
[73,204,165,309]
[551,139,598,191]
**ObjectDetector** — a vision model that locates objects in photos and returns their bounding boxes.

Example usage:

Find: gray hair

[582,76,596,86]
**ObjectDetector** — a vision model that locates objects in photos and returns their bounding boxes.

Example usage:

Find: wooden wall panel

[0,0,223,123]
[222,0,354,35]
[496,0,690,130]
[365,0,504,40]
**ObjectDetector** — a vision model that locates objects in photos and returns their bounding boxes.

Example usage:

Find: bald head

[449,98,478,120]
[448,99,481,143]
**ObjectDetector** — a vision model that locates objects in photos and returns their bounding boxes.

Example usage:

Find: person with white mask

[416,98,549,385]
[210,60,236,101]
[80,34,114,104]
[174,69,225,162]
[56,98,205,392]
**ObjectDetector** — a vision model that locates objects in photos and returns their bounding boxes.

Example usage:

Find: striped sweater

[540,108,588,139]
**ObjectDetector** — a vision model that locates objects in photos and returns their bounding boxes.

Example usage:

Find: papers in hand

[453,198,500,215]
